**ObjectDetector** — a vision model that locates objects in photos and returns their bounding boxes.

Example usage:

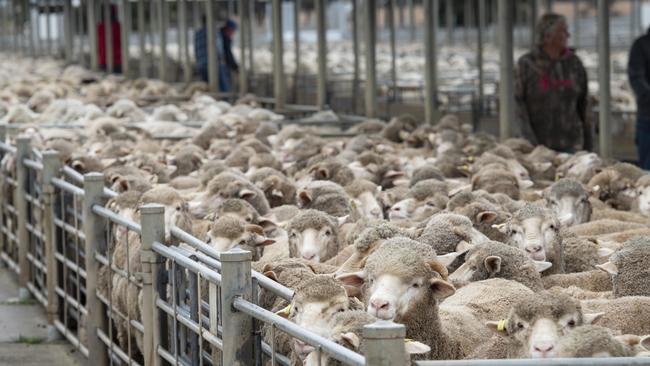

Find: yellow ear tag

[497,319,507,332]
[275,304,292,317]
[404,338,413,343]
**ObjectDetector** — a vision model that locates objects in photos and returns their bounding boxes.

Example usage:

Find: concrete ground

[0,269,84,366]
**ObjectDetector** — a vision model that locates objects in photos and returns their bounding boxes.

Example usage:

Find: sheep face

[504,215,560,263]
[389,198,438,222]
[351,191,383,220]
[165,200,193,243]
[366,273,430,320]
[547,191,591,227]
[636,185,650,216]
[289,227,335,262]
[496,292,593,359]
[206,217,274,259]
[448,251,501,288]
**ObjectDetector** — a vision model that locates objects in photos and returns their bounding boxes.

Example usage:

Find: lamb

[380,114,419,143]
[306,157,355,187]
[204,171,271,215]
[470,165,522,200]
[389,179,448,222]
[501,203,565,274]
[581,296,650,336]
[410,164,445,187]
[138,186,193,244]
[597,236,650,297]
[542,270,613,292]
[556,151,603,184]
[248,167,296,207]
[565,219,645,237]
[562,234,611,273]
[286,209,343,263]
[297,180,351,217]
[555,325,629,358]
[345,179,383,220]
[588,162,644,210]
[545,178,592,226]
[338,238,491,360]
[634,174,650,216]
[417,213,489,257]
[448,241,551,291]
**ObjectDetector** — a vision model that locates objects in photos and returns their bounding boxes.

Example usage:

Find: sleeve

[628,39,650,106]
[514,57,538,144]
[224,37,239,72]
[575,58,592,151]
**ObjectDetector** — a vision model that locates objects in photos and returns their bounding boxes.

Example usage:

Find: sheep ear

[597,247,615,258]
[477,211,498,224]
[534,162,553,172]
[263,270,278,282]
[404,340,431,355]
[239,189,257,200]
[435,253,462,269]
[384,170,405,179]
[398,130,410,141]
[428,279,455,299]
[275,303,292,318]
[584,312,605,324]
[257,218,278,232]
[337,215,349,226]
[641,335,650,351]
[343,285,362,298]
[427,260,449,279]
[336,271,366,289]
[596,261,618,276]
[253,234,275,247]
[486,320,508,334]
[101,158,117,167]
[340,332,361,350]
[533,260,553,273]
[245,224,264,235]
[455,241,473,254]
[298,190,312,205]
[484,256,502,274]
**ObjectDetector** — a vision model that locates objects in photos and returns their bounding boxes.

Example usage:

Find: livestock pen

[0,121,648,365]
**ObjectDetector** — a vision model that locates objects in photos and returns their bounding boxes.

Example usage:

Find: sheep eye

[245,217,252,222]
[567,319,576,327]
[337,308,346,313]
[470,266,477,271]
[425,201,436,207]
[238,239,246,246]
[412,283,420,288]
[517,322,524,329]
[176,205,181,211]
[324,230,331,236]
[290,232,297,238]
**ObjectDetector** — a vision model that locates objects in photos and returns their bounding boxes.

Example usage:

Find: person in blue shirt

[194,17,239,92]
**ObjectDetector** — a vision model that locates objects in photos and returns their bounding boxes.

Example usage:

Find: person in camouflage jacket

[515,13,592,153]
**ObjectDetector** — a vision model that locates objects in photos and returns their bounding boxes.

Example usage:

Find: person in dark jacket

[194,17,238,92]
[515,13,591,153]
[97,4,122,73]
[628,27,650,169]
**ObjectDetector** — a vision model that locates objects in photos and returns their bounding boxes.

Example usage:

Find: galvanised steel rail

[416,359,650,366]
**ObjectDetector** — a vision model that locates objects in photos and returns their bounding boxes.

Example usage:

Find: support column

[178,0,191,83]
[363,322,407,366]
[103,0,113,72]
[157,0,167,80]
[364,0,377,117]
[408,0,415,41]
[498,0,514,140]
[88,0,98,71]
[424,0,438,124]
[41,151,61,327]
[206,0,219,92]
[388,0,397,102]
[445,0,453,45]
[478,0,485,116]
[137,0,146,77]
[63,0,73,61]
[530,0,537,48]
[293,0,300,101]
[120,0,130,76]
[598,0,611,157]
[272,0,286,110]
[352,0,360,113]
[315,0,327,109]
[239,0,249,94]
[15,137,30,297]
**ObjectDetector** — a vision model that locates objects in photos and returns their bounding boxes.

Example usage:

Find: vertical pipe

[363,322,407,366]
[364,0,377,118]
[88,0,98,70]
[239,0,249,94]
[119,0,129,76]
[316,0,327,109]
[178,0,191,83]
[63,0,73,61]
[464,0,471,44]
[424,0,437,124]
[388,0,397,102]
[137,0,145,76]
[206,0,219,92]
[139,204,165,366]
[247,0,253,76]
[41,151,60,329]
[78,0,85,64]
[492,0,498,44]
[478,0,485,116]
[15,137,30,297]
[398,0,405,28]
[272,0,285,110]
[573,0,579,48]
[293,0,300,102]
[103,0,113,72]
[29,0,37,56]
[220,251,254,365]
[631,0,640,42]
[598,0,611,157]
[157,0,167,81]
[45,0,52,55]
[82,173,109,366]
[352,0,360,114]
[545,0,552,12]
[408,0,415,41]
[498,0,514,140]
[445,0,453,45]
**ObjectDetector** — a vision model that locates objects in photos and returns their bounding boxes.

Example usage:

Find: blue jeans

[198,65,231,92]
[636,116,650,170]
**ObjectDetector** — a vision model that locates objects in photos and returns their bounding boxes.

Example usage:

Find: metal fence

[0,128,647,366]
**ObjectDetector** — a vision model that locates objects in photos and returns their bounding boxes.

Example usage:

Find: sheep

[501,203,565,274]
[562,234,611,274]
[306,157,355,187]
[345,179,383,220]
[634,174,650,216]
[565,219,645,237]
[248,167,296,207]
[556,151,603,184]
[338,238,490,360]
[417,213,489,257]
[555,325,629,358]
[448,241,551,291]
[588,162,645,211]
[380,114,419,143]
[287,209,343,263]
[410,164,445,187]
[297,180,351,218]
[581,296,650,336]
[542,270,613,293]
[138,186,193,244]
[545,178,592,226]
[597,236,650,297]
[205,216,274,260]
[204,171,271,215]
[389,179,448,222]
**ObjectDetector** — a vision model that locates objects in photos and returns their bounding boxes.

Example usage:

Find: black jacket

[628,31,650,119]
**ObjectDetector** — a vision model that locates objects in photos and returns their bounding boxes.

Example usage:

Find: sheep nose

[302,254,315,261]
[526,246,542,253]
[370,208,382,217]
[370,299,389,311]
[534,342,554,354]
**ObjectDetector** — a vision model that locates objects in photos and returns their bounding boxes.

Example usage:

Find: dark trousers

[198,65,231,92]
[636,116,650,170]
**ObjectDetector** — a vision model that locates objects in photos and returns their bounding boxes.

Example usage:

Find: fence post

[0,124,6,267]
[139,204,165,366]
[220,249,254,365]
[83,172,108,366]
[363,321,407,366]
[15,137,31,299]
[41,150,61,338]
